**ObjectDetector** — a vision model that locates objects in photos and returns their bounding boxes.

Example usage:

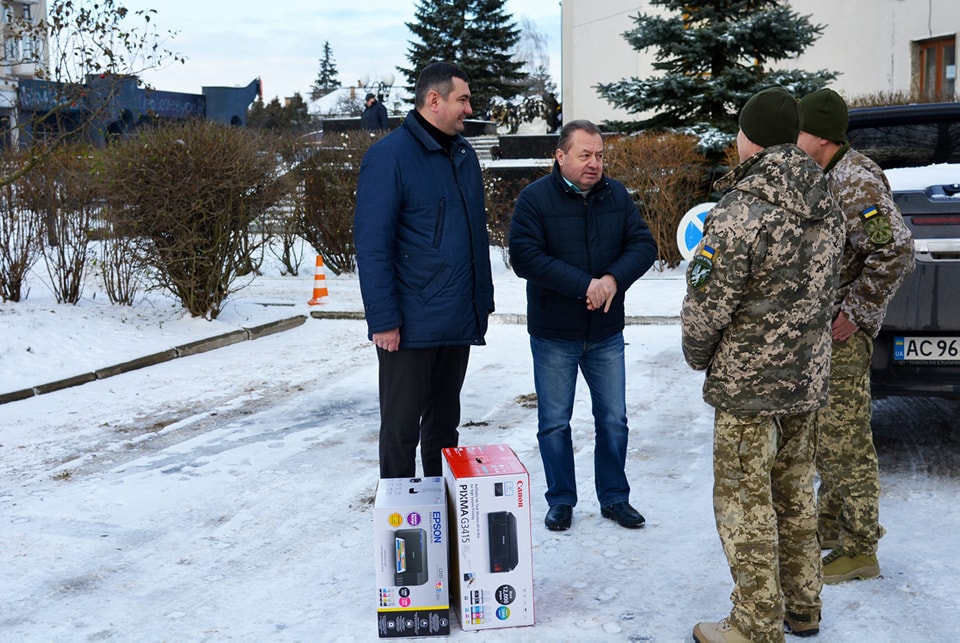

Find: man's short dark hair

[415,62,470,109]
[557,119,602,153]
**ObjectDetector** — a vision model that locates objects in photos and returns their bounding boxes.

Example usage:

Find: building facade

[1,0,46,145]
[561,0,959,123]
[1,1,260,147]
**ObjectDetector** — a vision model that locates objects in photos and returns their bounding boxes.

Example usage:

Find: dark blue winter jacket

[509,163,658,342]
[360,100,389,131]
[354,111,494,348]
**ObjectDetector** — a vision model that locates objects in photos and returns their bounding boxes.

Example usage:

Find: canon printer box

[374,477,451,638]
[441,444,535,631]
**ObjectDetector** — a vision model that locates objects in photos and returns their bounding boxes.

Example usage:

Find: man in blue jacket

[354,62,495,478]
[509,119,658,531]
[360,92,389,131]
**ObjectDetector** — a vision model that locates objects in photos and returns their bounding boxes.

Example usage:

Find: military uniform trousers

[815,330,884,554]
[713,409,823,643]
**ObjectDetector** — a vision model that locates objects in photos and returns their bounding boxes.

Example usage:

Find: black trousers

[377,344,471,478]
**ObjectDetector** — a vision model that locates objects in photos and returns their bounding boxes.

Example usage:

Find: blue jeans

[530,332,631,508]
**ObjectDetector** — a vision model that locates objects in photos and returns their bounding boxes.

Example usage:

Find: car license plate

[894,336,960,362]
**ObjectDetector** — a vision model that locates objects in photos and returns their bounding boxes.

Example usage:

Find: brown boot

[693,618,752,643]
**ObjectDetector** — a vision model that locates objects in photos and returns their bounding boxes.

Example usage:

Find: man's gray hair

[557,119,602,153]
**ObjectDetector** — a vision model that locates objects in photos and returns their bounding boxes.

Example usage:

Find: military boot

[784,610,820,637]
[822,548,880,584]
[693,618,752,643]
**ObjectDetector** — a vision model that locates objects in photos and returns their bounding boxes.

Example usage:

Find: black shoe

[601,501,645,528]
[544,504,572,531]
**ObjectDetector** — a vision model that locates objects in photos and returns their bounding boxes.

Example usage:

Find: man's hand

[586,274,618,313]
[373,328,401,352]
[586,278,608,311]
[832,312,859,341]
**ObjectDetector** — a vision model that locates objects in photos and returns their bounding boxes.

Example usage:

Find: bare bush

[0,152,41,302]
[264,138,308,276]
[722,142,740,178]
[847,89,957,108]
[102,120,290,318]
[268,195,306,276]
[484,166,550,267]
[604,132,710,269]
[297,131,382,275]
[17,147,102,304]
[96,232,148,306]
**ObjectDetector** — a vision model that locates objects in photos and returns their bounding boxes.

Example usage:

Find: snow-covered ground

[1,246,958,641]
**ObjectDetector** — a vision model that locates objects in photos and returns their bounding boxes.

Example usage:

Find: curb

[3,311,679,405]
[0,315,308,405]
[624,315,680,326]
[177,329,249,357]
[94,349,180,380]
[309,310,681,326]
[309,310,365,320]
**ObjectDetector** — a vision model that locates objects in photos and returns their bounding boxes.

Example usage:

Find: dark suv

[846,102,960,398]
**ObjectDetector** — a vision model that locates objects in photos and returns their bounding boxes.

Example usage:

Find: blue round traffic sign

[676,202,716,261]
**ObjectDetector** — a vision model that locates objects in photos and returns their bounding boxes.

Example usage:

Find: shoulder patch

[860,205,893,245]
[687,244,715,290]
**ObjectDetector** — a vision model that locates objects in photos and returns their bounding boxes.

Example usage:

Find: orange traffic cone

[307,255,329,305]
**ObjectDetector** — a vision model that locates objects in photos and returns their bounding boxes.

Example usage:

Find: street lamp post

[358,72,395,102]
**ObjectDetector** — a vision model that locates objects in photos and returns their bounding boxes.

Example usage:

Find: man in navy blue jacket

[354,62,494,478]
[360,92,389,131]
[510,119,657,531]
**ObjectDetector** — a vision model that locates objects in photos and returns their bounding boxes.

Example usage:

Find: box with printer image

[374,477,451,638]
[441,444,535,631]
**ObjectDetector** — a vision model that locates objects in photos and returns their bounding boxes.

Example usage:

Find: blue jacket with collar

[509,163,658,342]
[354,110,494,348]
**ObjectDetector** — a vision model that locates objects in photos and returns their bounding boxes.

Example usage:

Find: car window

[848,120,960,169]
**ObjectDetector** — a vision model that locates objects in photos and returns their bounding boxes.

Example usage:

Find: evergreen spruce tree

[401,0,463,91]
[595,0,838,134]
[281,93,314,132]
[311,41,341,100]
[463,0,524,113]
[247,93,315,132]
[247,97,288,130]
[399,0,524,117]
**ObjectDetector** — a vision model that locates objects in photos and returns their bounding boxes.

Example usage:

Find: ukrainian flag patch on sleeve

[860,204,893,245]
[687,244,716,290]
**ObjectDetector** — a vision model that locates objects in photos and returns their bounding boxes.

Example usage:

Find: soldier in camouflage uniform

[797,89,915,585]
[683,88,844,643]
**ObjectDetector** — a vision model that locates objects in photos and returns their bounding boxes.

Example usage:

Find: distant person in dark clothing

[360,92,389,131]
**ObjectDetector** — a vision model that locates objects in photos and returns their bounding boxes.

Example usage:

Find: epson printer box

[374,477,451,638]
[441,444,535,631]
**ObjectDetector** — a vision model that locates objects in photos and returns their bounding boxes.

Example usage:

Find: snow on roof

[309,86,412,117]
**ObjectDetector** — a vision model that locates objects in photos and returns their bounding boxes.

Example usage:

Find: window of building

[4,37,21,62]
[919,36,957,101]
